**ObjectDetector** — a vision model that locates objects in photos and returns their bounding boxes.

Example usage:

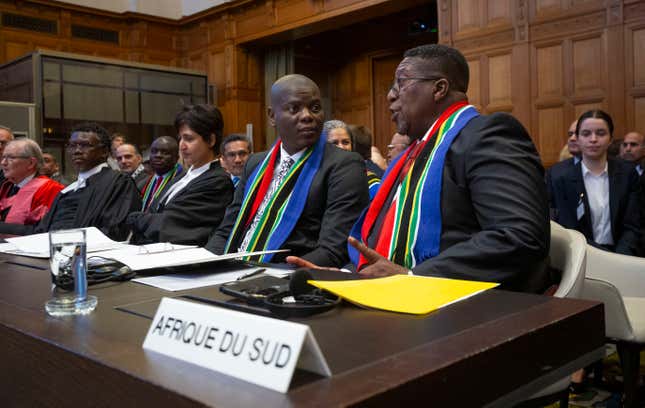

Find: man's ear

[209,133,216,149]
[433,78,450,101]
[267,106,276,127]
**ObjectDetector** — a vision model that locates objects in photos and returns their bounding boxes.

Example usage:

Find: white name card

[142,297,331,393]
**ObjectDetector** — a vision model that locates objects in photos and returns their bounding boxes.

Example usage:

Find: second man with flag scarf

[206,74,370,267]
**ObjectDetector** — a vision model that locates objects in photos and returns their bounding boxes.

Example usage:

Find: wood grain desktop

[0,254,605,407]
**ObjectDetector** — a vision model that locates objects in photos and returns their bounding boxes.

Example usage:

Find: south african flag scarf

[224,135,326,261]
[349,101,479,270]
[140,163,183,211]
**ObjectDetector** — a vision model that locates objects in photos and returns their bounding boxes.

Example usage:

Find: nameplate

[142,297,331,393]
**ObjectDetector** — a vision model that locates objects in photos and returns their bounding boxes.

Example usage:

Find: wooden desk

[0,256,605,407]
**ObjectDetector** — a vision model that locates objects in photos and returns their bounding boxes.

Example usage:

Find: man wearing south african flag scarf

[288,45,551,293]
[206,74,369,267]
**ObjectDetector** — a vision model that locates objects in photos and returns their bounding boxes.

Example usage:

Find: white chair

[518,222,588,407]
[581,245,645,408]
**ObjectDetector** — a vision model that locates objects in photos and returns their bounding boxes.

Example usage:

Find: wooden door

[372,54,401,156]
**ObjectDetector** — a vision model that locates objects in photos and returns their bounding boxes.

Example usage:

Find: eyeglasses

[66,142,100,151]
[387,143,409,151]
[391,76,443,94]
[224,151,250,159]
[1,155,30,162]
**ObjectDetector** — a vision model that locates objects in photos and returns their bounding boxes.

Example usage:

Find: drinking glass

[45,229,97,316]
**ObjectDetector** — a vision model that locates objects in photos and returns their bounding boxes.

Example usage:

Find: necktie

[239,157,295,252]
[232,176,240,188]
[7,185,19,197]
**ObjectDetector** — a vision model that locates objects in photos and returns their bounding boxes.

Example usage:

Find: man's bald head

[270,74,320,107]
[267,74,324,155]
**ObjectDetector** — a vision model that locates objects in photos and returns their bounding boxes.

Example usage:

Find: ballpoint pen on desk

[237,268,266,280]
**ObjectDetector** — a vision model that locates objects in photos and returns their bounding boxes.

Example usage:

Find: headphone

[218,268,342,318]
[53,261,135,291]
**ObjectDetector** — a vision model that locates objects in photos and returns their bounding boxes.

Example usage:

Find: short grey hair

[8,139,44,171]
[323,120,348,134]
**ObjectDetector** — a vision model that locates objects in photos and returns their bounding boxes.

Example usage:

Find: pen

[237,268,266,280]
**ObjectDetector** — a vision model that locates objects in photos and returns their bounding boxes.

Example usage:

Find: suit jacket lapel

[607,159,621,235]
[568,162,592,237]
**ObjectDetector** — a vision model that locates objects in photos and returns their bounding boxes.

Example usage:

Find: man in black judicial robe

[0,123,141,241]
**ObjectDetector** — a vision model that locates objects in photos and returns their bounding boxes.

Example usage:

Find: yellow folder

[308,274,499,315]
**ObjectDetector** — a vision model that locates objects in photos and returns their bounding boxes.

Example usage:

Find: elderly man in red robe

[0,139,64,225]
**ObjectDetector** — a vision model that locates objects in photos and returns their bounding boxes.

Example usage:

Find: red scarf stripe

[358,101,468,267]
[245,140,282,228]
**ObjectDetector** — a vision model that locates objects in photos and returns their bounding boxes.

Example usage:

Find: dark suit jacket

[640,171,645,256]
[547,158,640,255]
[133,171,150,193]
[207,143,370,267]
[409,113,551,293]
[129,161,233,246]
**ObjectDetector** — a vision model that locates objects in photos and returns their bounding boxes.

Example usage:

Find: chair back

[549,221,587,298]
[582,277,635,341]
[585,244,645,297]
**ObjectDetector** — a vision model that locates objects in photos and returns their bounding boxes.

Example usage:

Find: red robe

[0,176,64,225]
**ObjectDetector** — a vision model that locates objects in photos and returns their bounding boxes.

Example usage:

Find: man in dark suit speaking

[290,44,551,293]
[206,74,369,267]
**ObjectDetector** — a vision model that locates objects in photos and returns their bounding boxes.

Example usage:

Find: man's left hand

[348,237,409,278]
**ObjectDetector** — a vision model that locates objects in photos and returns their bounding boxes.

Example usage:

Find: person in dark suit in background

[206,74,369,267]
[289,44,551,293]
[127,105,233,246]
[116,143,148,192]
[137,136,185,212]
[548,110,640,256]
[219,134,251,188]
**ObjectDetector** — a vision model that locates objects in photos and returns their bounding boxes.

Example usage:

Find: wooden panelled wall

[439,0,645,166]
[0,2,179,66]
[1,0,645,163]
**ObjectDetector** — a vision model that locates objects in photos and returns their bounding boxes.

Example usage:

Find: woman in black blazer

[547,110,641,255]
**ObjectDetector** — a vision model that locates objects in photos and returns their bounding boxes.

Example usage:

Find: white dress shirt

[16,173,36,188]
[161,160,213,205]
[61,163,108,194]
[238,145,305,252]
[581,161,613,245]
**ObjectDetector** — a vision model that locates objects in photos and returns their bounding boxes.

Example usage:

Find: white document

[93,246,288,272]
[143,297,331,393]
[132,266,292,291]
[3,227,125,257]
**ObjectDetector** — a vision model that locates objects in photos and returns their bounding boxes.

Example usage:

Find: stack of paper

[132,266,292,291]
[1,227,126,258]
[308,274,499,315]
[92,246,288,271]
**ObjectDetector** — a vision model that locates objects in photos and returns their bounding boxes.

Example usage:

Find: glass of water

[45,229,97,316]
